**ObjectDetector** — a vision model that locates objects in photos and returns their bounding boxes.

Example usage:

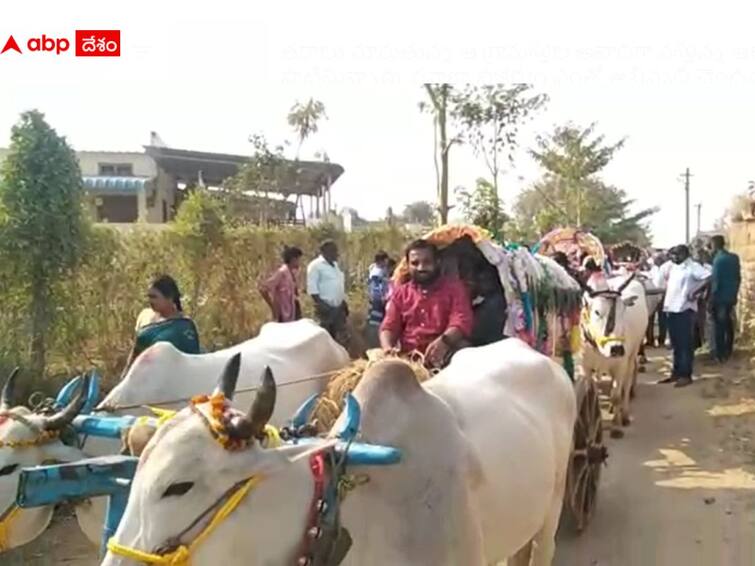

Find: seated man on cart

[380,239,474,368]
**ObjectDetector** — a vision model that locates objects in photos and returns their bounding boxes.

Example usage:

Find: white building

[0,144,344,225]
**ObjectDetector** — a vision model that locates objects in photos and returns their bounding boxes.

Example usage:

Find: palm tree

[287,98,327,158]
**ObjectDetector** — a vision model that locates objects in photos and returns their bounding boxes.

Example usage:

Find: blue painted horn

[335,394,360,443]
[290,393,320,429]
[334,441,402,466]
[54,370,101,415]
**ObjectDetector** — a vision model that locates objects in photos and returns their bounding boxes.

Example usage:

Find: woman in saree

[121,275,200,377]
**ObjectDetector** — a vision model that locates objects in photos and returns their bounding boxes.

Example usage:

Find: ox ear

[623,295,638,307]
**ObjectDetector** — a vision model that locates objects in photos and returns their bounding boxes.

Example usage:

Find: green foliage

[420,84,548,222]
[402,201,435,225]
[530,123,625,181]
[511,122,657,246]
[171,189,227,313]
[456,179,507,237]
[0,224,410,391]
[224,134,295,224]
[0,110,87,278]
[287,98,327,157]
[454,84,547,191]
[0,110,89,376]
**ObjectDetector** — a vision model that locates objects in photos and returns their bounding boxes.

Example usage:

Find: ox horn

[617,272,637,294]
[0,367,20,412]
[42,373,91,431]
[226,367,277,441]
[215,353,241,400]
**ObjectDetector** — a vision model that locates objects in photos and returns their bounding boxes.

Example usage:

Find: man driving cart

[379,239,474,368]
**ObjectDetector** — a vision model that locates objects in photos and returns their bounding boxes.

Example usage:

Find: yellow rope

[107,475,263,565]
[580,308,625,348]
[135,407,178,429]
[0,505,20,551]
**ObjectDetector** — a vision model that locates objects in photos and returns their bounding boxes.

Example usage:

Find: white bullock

[104,338,576,566]
[1,320,349,551]
[88,319,350,455]
[0,370,103,551]
[581,274,648,437]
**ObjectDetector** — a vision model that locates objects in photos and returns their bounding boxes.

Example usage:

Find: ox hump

[359,359,423,396]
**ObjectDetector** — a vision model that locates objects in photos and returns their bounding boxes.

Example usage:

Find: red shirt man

[380,240,473,367]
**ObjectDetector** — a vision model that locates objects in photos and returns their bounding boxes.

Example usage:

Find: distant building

[0,144,344,225]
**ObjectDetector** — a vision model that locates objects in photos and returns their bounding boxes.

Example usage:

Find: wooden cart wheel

[563,376,608,532]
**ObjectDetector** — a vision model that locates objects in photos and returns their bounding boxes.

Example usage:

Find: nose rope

[581,308,626,348]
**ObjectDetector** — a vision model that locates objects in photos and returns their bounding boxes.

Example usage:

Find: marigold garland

[190,393,280,452]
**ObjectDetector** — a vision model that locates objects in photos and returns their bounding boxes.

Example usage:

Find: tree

[456,178,508,237]
[287,98,327,158]
[454,84,547,199]
[402,201,435,225]
[225,134,293,224]
[0,110,88,375]
[420,84,458,224]
[421,84,548,224]
[172,188,226,314]
[529,123,625,227]
[511,177,657,246]
[510,122,657,246]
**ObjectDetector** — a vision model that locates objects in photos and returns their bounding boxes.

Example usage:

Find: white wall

[77,151,157,177]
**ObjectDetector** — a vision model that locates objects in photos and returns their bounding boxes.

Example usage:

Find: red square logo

[75,30,120,57]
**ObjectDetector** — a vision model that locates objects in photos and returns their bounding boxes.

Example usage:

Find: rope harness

[0,411,62,551]
[107,393,352,565]
[98,370,342,414]
[580,304,626,350]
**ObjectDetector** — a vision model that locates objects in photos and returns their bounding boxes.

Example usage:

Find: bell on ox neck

[317,499,328,514]
[308,526,322,539]
[298,556,312,566]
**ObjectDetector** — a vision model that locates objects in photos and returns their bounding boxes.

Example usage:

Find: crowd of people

[119,237,508,375]
[120,234,742,381]
[645,235,740,387]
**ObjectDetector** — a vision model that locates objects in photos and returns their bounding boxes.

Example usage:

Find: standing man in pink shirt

[259,246,303,322]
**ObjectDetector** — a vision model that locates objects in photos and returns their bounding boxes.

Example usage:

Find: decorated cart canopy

[533,227,608,273]
[393,224,583,364]
[609,241,650,270]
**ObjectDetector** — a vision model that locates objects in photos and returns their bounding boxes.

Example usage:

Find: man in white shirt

[307,240,348,343]
[659,245,711,387]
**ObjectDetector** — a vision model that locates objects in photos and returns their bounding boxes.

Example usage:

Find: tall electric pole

[679,168,692,243]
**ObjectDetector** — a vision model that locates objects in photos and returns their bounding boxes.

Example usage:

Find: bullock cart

[384,225,608,531]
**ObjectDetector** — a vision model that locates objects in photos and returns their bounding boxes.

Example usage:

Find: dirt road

[556,349,755,566]
[7,349,755,565]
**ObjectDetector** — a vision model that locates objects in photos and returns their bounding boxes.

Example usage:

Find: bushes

[0,223,409,391]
